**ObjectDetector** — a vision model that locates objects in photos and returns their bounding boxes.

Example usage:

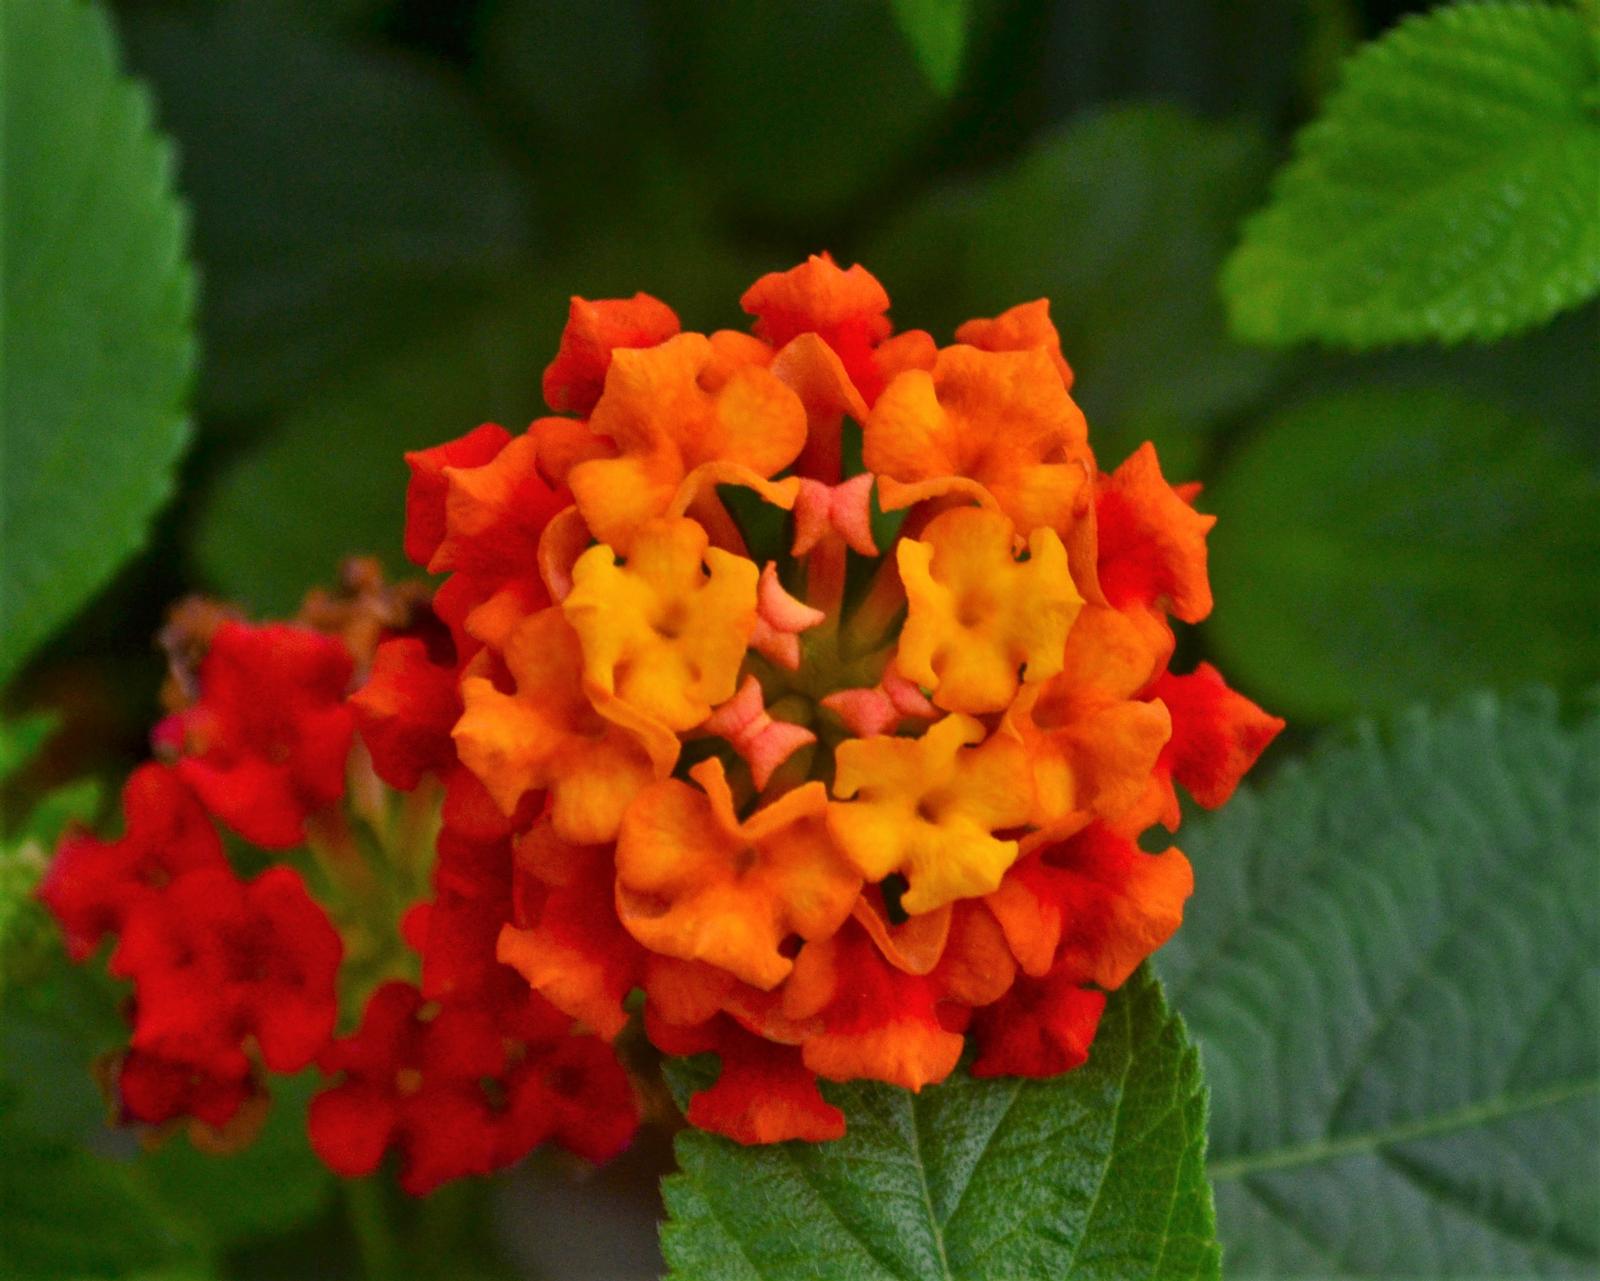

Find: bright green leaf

[0,0,196,689]
[1162,688,1600,1277]
[120,6,530,416]
[660,966,1219,1281]
[1204,386,1600,723]
[194,291,553,613]
[868,105,1281,477]
[1223,2,1600,346]
[889,0,969,95]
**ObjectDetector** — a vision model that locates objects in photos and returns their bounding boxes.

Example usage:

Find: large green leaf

[1162,689,1600,1277]
[1223,2,1600,347]
[660,967,1219,1281]
[867,105,1281,477]
[1204,385,1600,723]
[120,5,530,416]
[0,0,196,688]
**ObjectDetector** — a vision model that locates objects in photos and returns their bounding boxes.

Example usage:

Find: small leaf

[661,967,1219,1281]
[889,0,969,95]
[1203,386,1600,722]
[1223,2,1600,346]
[868,105,1281,477]
[1161,688,1600,1277]
[0,0,196,688]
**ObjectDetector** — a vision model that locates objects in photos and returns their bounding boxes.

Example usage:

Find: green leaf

[0,711,56,784]
[1223,2,1600,347]
[1038,0,1343,122]
[141,1072,333,1250]
[0,1112,202,1281]
[889,0,969,95]
[654,0,944,228]
[1161,688,1600,1277]
[660,967,1219,1281]
[0,843,48,996]
[194,290,553,612]
[1204,385,1600,723]
[20,778,104,848]
[867,105,1281,478]
[0,0,196,689]
[121,6,530,416]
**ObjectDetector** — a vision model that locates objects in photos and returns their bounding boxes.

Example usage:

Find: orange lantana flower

[616,758,859,989]
[358,252,1282,1148]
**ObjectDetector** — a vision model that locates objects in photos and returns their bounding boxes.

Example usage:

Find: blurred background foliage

[3,0,1597,1277]
[11,0,1596,770]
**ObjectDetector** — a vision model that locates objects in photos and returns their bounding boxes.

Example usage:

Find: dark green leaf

[661,967,1219,1281]
[194,290,553,612]
[0,1116,201,1281]
[0,712,56,785]
[1204,386,1600,722]
[889,0,970,95]
[1223,2,1600,346]
[868,105,1281,477]
[121,5,530,416]
[1037,0,1345,122]
[0,0,196,688]
[1162,688,1600,1277]
[655,0,944,228]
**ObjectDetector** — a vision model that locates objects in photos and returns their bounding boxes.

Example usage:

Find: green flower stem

[343,1178,402,1281]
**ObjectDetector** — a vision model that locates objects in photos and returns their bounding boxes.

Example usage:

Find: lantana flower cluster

[363,254,1282,1145]
[39,253,1279,1180]
[40,577,635,1193]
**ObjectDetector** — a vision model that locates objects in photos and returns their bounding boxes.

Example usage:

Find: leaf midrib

[1207,1075,1599,1181]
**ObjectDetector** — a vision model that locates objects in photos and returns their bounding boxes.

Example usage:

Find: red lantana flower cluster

[41,584,636,1192]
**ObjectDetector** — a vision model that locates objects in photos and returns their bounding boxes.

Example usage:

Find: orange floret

[864,344,1090,534]
[542,292,681,416]
[954,299,1075,390]
[741,253,892,402]
[1096,442,1216,623]
[452,609,674,843]
[895,505,1082,713]
[829,714,1032,913]
[615,758,859,990]
[567,334,806,552]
